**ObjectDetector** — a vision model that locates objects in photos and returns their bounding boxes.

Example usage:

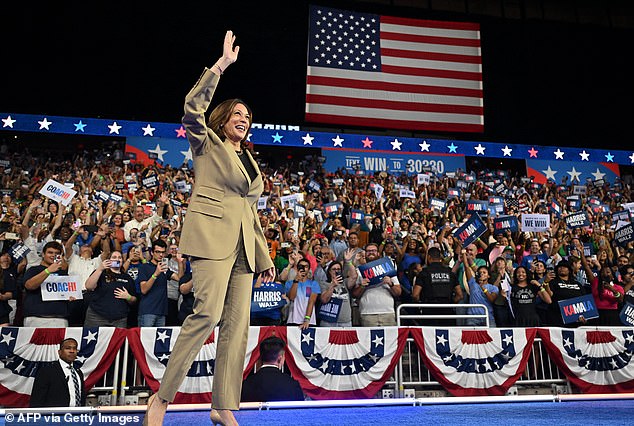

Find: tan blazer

[179,69,273,274]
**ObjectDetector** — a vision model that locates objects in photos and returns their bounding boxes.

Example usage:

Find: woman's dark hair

[325,261,343,283]
[208,98,253,150]
[512,266,530,285]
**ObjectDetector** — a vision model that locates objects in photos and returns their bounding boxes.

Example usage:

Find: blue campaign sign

[250,283,287,313]
[614,223,634,246]
[466,200,489,215]
[493,215,519,234]
[321,148,466,175]
[317,297,344,323]
[453,213,487,247]
[619,302,634,326]
[558,294,599,324]
[357,257,397,288]
[564,211,590,229]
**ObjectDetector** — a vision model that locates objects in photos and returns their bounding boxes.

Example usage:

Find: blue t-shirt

[136,262,176,316]
[467,277,498,326]
[88,271,136,320]
[520,252,549,269]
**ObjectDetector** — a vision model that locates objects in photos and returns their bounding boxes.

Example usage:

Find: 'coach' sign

[41,275,83,301]
[39,179,77,206]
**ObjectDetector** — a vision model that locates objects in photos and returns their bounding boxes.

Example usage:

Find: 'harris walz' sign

[250,282,287,313]
[357,257,397,288]
[558,294,599,324]
[614,223,634,247]
[564,211,590,229]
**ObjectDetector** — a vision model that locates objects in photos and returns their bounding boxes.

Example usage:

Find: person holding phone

[83,250,137,327]
[318,261,352,327]
[135,239,183,327]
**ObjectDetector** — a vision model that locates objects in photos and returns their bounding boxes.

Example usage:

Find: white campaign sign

[38,179,77,206]
[41,275,83,301]
[521,213,550,232]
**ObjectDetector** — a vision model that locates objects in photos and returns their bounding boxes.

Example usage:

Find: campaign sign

[9,241,30,262]
[549,200,562,218]
[619,302,634,326]
[39,178,77,206]
[558,294,599,324]
[614,223,634,246]
[307,179,321,193]
[521,214,550,232]
[466,200,488,215]
[323,201,343,217]
[41,275,83,301]
[350,209,364,224]
[417,173,430,185]
[489,196,503,205]
[399,188,416,199]
[564,211,590,229]
[357,257,397,288]
[257,196,268,210]
[373,183,384,200]
[250,282,287,313]
[429,197,446,212]
[453,213,487,247]
[488,203,504,216]
[294,204,306,218]
[141,174,158,189]
[612,209,631,225]
[318,297,343,322]
[494,215,519,234]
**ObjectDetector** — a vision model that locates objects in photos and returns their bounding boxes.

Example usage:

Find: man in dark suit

[30,338,86,407]
[241,336,304,402]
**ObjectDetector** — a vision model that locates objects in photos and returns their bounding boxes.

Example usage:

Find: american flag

[306,5,483,133]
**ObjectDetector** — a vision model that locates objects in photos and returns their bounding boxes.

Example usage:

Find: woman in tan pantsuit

[143,31,275,426]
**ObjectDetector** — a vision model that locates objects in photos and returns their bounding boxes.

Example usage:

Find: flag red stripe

[381,30,481,48]
[382,64,481,81]
[29,328,66,345]
[382,47,482,64]
[381,15,480,31]
[307,75,483,98]
[305,112,483,133]
[306,94,483,115]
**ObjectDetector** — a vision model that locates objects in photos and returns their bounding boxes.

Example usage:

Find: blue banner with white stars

[3,112,634,168]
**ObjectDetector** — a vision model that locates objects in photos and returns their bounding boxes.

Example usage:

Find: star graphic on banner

[83,330,98,344]
[302,133,314,145]
[554,149,565,159]
[1,115,16,128]
[361,137,373,148]
[156,330,170,343]
[181,147,193,162]
[501,145,512,156]
[1,332,15,345]
[148,144,168,162]
[436,334,448,346]
[563,338,573,348]
[175,125,186,138]
[38,117,52,130]
[474,143,486,155]
[567,167,581,182]
[76,355,86,364]
[74,120,87,132]
[447,143,457,153]
[605,152,614,162]
[528,147,538,158]
[158,354,170,362]
[390,138,402,150]
[108,121,122,134]
[629,153,634,164]
[502,333,513,345]
[142,124,156,136]
[246,133,252,142]
[15,361,25,374]
[301,332,314,345]
[372,335,384,347]
[271,132,283,143]
[332,135,344,147]
[579,150,590,161]
[542,165,557,181]
[419,140,430,152]
[591,168,606,180]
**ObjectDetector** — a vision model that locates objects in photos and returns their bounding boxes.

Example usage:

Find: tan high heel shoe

[142,393,169,426]
[209,409,238,426]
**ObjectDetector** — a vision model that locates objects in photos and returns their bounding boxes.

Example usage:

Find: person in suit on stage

[241,336,304,403]
[29,338,85,408]
[143,30,275,426]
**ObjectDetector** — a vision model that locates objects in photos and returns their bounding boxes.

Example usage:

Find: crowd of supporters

[0,144,633,329]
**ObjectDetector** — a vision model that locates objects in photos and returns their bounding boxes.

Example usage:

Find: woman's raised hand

[223,30,239,64]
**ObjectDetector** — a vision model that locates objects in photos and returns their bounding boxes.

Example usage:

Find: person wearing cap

[544,259,589,327]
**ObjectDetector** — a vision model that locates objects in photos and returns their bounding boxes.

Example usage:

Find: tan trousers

[157,240,253,410]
